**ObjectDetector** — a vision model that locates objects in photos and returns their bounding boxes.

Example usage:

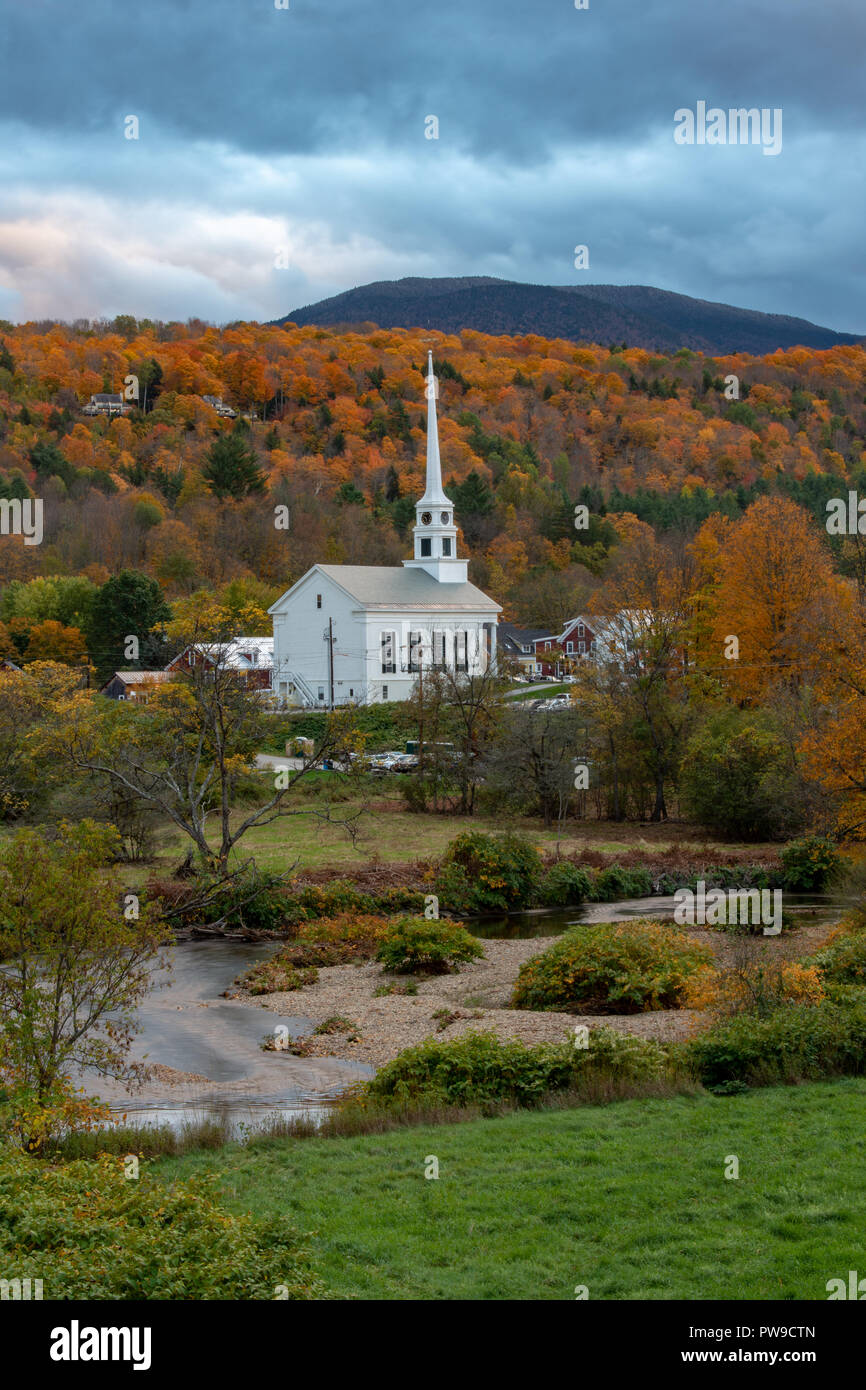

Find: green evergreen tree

[29,438,76,488]
[451,469,494,517]
[336,481,365,506]
[202,426,266,500]
[385,465,401,501]
[86,570,172,681]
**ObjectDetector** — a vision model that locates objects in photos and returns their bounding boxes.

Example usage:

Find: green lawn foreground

[156,1079,866,1301]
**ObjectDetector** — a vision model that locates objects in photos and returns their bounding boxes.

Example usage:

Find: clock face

[440,511,450,524]
[421,511,432,525]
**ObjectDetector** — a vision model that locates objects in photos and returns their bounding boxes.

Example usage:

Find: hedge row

[147,833,842,934]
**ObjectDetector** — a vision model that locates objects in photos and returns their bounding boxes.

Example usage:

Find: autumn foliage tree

[0,820,169,1151]
[690,496,850,704]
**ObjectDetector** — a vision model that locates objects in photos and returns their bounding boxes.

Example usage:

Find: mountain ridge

[276,276,864,356]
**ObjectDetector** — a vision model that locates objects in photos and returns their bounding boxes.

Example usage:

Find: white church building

[269,351,501,707]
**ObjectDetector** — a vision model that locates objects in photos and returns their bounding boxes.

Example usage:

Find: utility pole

[328,617,335,710]
[417,654,424,771]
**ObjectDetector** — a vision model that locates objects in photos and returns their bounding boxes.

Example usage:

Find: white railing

[276,669,319,707]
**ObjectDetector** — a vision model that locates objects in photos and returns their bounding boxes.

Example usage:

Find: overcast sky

[0,0,863,330]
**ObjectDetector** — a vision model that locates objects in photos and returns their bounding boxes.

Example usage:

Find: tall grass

[47,1065,700,1161]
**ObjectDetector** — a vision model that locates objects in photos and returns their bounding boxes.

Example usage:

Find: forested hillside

[0,315,865,667]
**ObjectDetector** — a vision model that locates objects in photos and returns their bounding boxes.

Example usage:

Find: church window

[433,631,446,668]
[440,512,449,524]
[455,631,468,672]
[408,631,423,672]
[317,688,324,701]
[483,623,494,670]
[316,594,322,609]
[381,631,396,674]
[382,684,389,700]
[442,537,452,556]
[420,537,432,557]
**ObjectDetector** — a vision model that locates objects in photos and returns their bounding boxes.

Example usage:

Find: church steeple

[404,350,469,583]
[419,349,450,507]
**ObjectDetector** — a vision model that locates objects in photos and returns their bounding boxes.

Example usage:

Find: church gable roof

[315,564,500,612]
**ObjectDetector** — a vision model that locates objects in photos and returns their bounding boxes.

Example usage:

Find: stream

[468,892,850,938]
[83,940,371,1136]
[91,893,849,1135]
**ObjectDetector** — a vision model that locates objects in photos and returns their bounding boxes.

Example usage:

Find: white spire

[419,349,451,507]
[403,350,467,582]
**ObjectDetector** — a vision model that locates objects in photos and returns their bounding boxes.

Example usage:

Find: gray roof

[104,670,173,686]
[498,622,553,645]
[314,565,500,613]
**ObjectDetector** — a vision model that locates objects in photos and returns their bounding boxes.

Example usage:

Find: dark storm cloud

[3,0,863,155]
[0,0,863,327]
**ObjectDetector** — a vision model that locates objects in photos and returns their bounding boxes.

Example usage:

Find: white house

[166,636,274,689]
[269,352,501,707]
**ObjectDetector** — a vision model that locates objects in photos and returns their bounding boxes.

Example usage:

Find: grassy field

[114,781,777,888]
[156,1079,866,1300]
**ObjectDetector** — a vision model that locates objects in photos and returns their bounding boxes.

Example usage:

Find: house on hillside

[166,636,274,690]
[83,393,129,417]
[269,351,501,707]
[497,622,553,676]
[100,670,174,701]
[201,395,237,419]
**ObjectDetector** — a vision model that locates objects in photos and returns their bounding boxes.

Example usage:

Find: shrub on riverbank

[147,872,425,936]
[779,835,843,892]
[589,865,654,900]
[294,881,425,921]
[535,862,593,906]
[364,992,866,1111]
[146,868,292,934]
[435,831,542,914]
[511,920,713,1014]
[653,864,779,895]
[807,922,866,986]
[365,1028,680,1107]
[686,998,866,1088]
[238,914,393,991]
[0,1146,324,1299]
[242,961,319,994]
[685,960,825,1019]
[376,917,484,974]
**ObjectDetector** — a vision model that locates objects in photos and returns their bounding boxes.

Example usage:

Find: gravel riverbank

[235,935,703,1067]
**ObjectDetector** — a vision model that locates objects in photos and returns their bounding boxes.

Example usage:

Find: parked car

[368,750,413,774]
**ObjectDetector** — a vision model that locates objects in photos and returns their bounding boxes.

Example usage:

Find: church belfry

[403,350,469,583]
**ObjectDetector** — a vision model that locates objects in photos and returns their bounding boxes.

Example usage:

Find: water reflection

[109,1098,336,1138]
[468,893,850,939]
